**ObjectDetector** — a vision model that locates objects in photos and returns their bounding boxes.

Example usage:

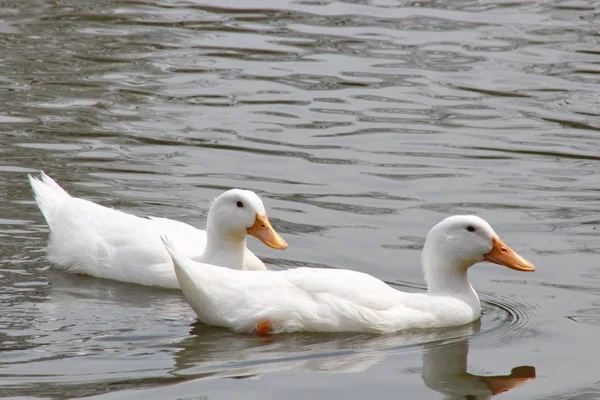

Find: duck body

[29,172,287,289]
[163,215,535,333]
[172,260,480,333]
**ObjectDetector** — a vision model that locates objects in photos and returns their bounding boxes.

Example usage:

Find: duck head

[422,215,534,289]
[207,189,288,250]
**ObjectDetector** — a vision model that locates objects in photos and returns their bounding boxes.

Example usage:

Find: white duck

[29,172,287,289]
[162,215,535,333]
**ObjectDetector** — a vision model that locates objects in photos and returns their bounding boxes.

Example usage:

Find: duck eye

[236,201,244,208]
[466,226,476,232]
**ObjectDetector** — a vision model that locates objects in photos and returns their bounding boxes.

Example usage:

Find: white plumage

[29,172,287,289]
[163,215,534,333]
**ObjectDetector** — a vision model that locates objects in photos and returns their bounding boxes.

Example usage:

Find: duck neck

[422,250,478,302]
[202,219,247,268]
[425,264,472,296]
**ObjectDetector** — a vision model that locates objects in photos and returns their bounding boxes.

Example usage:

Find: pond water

[1,0,599,398]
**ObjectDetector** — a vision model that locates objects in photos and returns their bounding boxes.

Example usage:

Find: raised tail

[28,171,71,229]
[161,235,179,262]
[161,235,195,273]
[161,234,205,296]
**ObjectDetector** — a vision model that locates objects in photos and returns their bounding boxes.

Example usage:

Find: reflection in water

[170,321,484,379]
[422,340,535,399]
[169,319,534,400]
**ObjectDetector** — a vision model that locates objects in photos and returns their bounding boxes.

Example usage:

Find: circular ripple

[478,292,541,347]
[389,279,540,346]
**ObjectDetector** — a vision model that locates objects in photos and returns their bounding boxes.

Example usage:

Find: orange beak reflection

[247,213,288,250]
[482,366,536,396]
[484,236,535,272]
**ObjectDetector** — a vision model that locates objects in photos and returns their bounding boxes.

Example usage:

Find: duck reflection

[422,339,535,399]
[171,320,535,399]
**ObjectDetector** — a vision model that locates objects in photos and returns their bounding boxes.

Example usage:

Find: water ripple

[2,0,599,398]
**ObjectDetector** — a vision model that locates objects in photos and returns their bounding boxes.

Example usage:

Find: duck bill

[247,213,288,250]
[483,236,535,272]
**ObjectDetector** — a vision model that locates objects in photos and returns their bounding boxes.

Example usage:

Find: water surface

[1,0,599,398]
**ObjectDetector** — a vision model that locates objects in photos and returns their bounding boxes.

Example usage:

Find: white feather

[163,215,533,333]
[29,172,275,289]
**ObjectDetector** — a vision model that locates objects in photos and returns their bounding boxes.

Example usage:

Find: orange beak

[484,236,535,272]
[246,213,288,250]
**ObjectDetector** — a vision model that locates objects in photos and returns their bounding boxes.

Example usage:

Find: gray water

[1,0,599,398]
